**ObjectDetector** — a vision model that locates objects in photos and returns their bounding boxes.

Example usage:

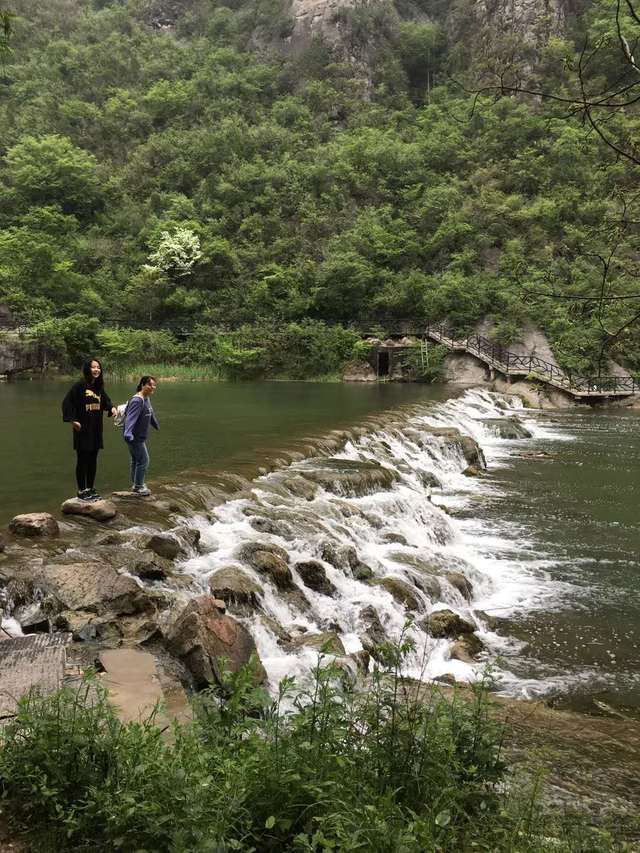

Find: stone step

[0,633,71,719]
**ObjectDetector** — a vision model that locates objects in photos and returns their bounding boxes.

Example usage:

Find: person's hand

[111,407,117,417]
[72,421,82,432]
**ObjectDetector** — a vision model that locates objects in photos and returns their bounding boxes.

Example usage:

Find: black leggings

[75,450,99,491]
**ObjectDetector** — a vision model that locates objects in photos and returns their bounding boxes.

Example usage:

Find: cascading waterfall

[182,388,571,696]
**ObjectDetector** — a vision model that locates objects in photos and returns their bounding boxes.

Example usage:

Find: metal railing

[425,322,638,397]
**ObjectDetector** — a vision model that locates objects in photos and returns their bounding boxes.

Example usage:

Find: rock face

[166,595,266,688]
[295,560,337,596]
[342,359,377,382]
[62,498,117,522]
[9,513,59,538]
[0,332,41,376]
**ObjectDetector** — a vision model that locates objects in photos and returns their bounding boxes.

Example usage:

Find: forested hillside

[1,0,639,377]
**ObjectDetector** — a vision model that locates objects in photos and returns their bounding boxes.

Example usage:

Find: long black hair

[136,375,156,392]
[82,358,104,392]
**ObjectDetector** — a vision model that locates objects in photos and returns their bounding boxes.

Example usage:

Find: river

[1,380,639,714]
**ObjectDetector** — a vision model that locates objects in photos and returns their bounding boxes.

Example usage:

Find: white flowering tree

[147,227,203,278]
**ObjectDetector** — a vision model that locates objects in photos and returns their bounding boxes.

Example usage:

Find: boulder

[481,417,532,440]
[36,562,152,616]
[239,541,290,564]
[423,609,475,639]
[295,560,336,596]
[249,551,293,591]
[370,577,422,612]
[289,632,346,655]
[9,513,59,538]
[450,634,484,662]
[416,469,442,489]
[146,533,183,561]
[54,609,124,643]
[298,458,398,498]
[208,565,263,610]
[61,498,117,522]
[166,595,266,688]
[445,572,473,601]
[280,475,317,501]
[433,673,457,686]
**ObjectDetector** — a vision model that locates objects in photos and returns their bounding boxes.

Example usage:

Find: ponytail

[136,375,156,392]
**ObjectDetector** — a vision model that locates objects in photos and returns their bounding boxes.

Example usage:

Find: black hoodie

[62,380,114,451]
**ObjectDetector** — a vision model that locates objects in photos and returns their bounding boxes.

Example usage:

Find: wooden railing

[425,323,638,397]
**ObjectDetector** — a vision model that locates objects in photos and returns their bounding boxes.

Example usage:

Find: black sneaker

[77,489,93,501]
[88,489,102,501]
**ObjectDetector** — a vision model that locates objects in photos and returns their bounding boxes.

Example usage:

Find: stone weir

[0,388,638,826]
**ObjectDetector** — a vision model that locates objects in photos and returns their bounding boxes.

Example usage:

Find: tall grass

[107,362,224,382]
[0,644,626,852]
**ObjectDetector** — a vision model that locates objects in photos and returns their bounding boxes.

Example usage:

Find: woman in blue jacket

[123,375,159,496]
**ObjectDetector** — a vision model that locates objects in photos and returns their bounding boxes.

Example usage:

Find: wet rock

[129,551,173,582]
[462,465,483,477]
[450,634,484,662]
[460,435,486,469]
[280,475,317,501]
[370,576,422,612]
[239,541,290,564]
[423,609,475,639]
[259,614,292,643]
[166,595,266,688]
[298,458,398,498]
[13,602,49,633]
[249,516,293,537]
[295,560,337,596]
[208,565,263,610]
[321,542,372,580]
[245,549,293,591]
[146,527,201,561]
[0,533,5,552]
[359,605,388,659]
[473,609,500,631]
[54,609,123,643]
[409,572,441,601]
[433,673,457,686]
[445,572,473,601]
[36,561,152,616]
[416,469,442,489]
[61,498,117,522]
[381,532,408,546]
[481,417,532,440]
[289,632,346,655]
[9,513,59,538]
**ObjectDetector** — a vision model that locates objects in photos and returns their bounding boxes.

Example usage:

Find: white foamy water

[181,388,571,696]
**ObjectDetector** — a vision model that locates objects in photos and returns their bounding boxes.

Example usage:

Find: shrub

[0,643,620,852]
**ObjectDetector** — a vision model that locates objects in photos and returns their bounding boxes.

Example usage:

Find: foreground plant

[0,653,625,852]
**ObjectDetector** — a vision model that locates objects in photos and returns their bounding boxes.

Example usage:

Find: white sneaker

[132,485,151,497]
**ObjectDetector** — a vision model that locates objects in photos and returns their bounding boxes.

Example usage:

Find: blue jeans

[127,440,149,488]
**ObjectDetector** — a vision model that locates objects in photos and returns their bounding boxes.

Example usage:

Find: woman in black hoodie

[62,359,116,501]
